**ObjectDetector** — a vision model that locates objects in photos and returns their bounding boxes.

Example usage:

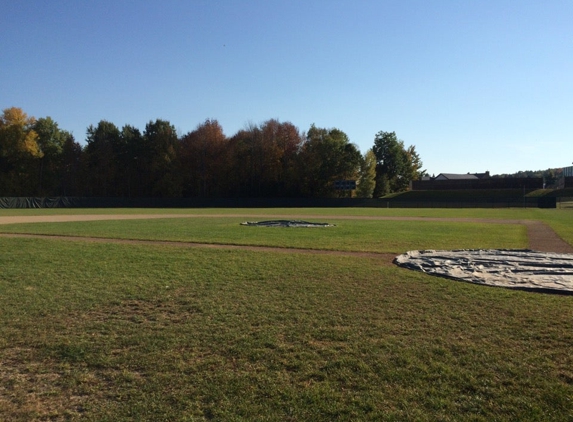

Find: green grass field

[1,208,572,421]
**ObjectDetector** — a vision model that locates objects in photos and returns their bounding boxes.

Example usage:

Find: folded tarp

[394,249,573,294]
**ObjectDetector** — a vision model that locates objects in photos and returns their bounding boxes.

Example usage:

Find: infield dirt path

[0,214,571,255]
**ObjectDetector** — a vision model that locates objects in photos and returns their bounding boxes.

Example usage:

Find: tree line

[0,107,424,198]
[492,168,565,188]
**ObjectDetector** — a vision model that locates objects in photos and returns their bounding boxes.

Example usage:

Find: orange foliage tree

[0,107,42,195]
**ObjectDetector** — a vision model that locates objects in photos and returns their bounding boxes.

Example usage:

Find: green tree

[84,121,122,196]
[356,149,377,198]
[143,119,181,197]
[298,125,361,197]
[120,125,145,197]
[372,131,424,196]
[59,134,83,196]
[32,117,71,195]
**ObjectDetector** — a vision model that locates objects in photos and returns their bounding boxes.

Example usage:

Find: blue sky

[1,0,571,175]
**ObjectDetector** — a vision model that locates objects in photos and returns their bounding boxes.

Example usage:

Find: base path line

[0,233,396,263]
[523,220,573,254]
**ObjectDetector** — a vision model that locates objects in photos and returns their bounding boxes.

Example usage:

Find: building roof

[435,173,479,180]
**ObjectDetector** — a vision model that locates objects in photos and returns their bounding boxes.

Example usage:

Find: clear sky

[2,0,571,176]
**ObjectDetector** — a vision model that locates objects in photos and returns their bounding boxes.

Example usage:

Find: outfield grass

[0,205,570,224]
[3,206,572,250]
[0,217,527,253]
[0,209,572,421]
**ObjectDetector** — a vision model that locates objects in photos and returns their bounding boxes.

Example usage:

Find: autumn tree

[227,125,262,197]
[259,119,303,196]
[179,119,228,197]
[226,119,304,197]
[0,107,42,195]
[404,145,425,186]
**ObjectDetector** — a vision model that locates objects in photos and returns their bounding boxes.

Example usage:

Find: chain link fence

[0,196,563,209]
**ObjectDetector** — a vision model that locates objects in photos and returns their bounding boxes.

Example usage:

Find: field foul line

[0,232,396,262]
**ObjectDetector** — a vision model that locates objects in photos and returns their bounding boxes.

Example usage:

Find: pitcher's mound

[241,220,334,228]
[394,249,573,294]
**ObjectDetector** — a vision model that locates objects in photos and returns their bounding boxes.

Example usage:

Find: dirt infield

[0,213,571,255]
[523,220,573,253]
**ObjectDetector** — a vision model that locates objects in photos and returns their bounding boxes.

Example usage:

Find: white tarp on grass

[394,249,573,293]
